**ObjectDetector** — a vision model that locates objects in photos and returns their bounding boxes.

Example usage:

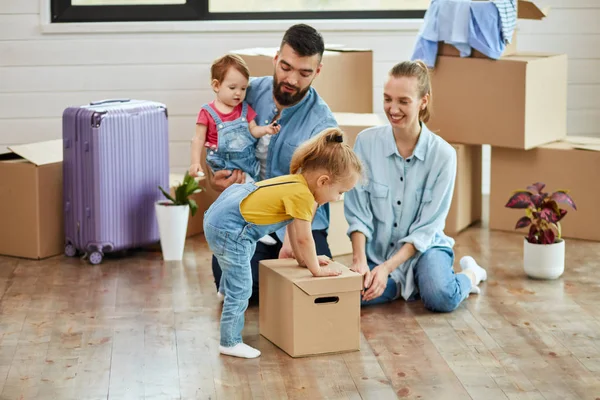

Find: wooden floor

[1,226,600,400]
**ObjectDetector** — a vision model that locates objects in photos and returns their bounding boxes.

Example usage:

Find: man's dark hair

[280,24,325,59]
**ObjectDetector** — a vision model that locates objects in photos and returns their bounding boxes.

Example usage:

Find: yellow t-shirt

[240,174,315,224]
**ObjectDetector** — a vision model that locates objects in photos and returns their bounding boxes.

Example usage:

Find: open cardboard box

[259,259,362,357]
[232,45,373,113]
[0,140,64,259]
[489,136,600,242]
[428,52,567,150]
[438,0,549,59]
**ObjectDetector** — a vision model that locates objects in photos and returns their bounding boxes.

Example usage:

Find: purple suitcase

[62,99,169,265]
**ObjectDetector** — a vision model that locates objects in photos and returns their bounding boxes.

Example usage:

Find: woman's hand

[349,258,371,292]
[362,263,390,302]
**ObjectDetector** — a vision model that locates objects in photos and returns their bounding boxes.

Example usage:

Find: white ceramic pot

[155,202,190,261]
[523,237,565,279]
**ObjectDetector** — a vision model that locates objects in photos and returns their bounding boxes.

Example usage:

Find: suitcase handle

[90,99,131,106]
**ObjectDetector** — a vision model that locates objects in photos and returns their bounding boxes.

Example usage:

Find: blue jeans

[204,223,254,347]
[203,181,293,347]
[361,247,471,313]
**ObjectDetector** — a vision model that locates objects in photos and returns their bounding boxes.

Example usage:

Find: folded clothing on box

[411,0,516,67]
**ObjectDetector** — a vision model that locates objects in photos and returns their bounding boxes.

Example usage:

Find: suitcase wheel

[89,251,103,265]
[65,244,77,257]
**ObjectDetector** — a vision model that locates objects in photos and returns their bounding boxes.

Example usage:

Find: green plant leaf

[158,186,175,203]
[188,198,198,217]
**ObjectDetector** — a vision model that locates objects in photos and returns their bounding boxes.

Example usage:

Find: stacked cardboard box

[489,138,600,241]
[232,46,373,114]
[422,0,572,237]
[328,113,385,257]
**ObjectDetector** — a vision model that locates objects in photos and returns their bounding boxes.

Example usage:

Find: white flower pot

[523,237,565,279]
[155,202,190,261]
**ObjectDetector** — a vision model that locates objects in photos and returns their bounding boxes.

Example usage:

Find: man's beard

[273,75,311,106]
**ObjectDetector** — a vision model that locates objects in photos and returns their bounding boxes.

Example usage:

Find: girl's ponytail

[290,127,362,179]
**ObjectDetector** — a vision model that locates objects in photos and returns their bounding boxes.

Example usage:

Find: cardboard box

[0,140,64,259]
[232,46,373,113]
[439,32,518,59]
[259,259,362,357]
[438,0,547,59]
[427,53,567,150]
[489,137,600,242]
[334,112,386,149]
[169,173,211,237]
[446,144,482,235]
[328,195,352,257]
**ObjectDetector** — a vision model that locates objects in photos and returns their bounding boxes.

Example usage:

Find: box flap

[542,138,600,152]
[7,140,63,166]
[232,45,371,58]
[563,136,600,146]
[260,259,362,296]
[231,47,278,57]
[518,0,549,20]
[334,112,385,128]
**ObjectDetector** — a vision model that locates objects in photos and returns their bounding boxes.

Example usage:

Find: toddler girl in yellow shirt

[203,127,363,359]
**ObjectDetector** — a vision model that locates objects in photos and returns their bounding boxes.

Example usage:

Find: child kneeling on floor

[203,127,363,359]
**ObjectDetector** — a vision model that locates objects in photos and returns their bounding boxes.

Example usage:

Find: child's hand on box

[317,255,331,266]
[312,265,342,277]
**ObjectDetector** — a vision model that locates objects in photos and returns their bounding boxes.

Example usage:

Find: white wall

[1,0,599,194]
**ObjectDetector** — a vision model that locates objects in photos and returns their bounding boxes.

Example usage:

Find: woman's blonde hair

[389,60,433,123]
[290,127,363,180]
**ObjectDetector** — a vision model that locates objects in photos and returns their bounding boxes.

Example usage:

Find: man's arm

[200,145,245,193]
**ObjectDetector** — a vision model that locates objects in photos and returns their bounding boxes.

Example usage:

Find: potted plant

[505,182,577,279]
[155,172,202,261]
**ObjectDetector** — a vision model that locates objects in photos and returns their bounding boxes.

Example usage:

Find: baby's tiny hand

[267,121,281,135]
[189,163,203,178]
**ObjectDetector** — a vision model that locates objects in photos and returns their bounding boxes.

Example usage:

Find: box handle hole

[314,296,339,304]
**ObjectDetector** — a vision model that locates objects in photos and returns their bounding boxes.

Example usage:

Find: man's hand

[211,169,245,192]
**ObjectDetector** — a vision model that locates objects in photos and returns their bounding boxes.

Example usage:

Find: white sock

[460,256,487,294]
[219,343,261,359]
[258,235,277,246]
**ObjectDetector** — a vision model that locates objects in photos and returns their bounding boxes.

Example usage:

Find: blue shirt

[245,76,338,237]
[411,0,509,67]
[344,123,456,300]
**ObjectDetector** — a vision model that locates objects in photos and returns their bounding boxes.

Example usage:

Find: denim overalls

[203,102,260,182]
[203,180,300,347]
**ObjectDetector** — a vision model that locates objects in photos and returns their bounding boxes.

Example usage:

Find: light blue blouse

[344,123,456,300]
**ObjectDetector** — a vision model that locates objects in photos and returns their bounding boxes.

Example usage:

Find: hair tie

[327,135,343,143]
